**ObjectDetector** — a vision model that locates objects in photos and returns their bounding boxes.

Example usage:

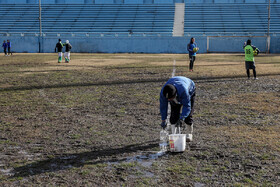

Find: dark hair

[247,39,251,45]
[190,37,195,44]
[58,39,61,41]
[163,84,176,99]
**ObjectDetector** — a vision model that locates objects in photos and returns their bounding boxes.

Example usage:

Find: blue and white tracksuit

[187,43,197,56]
[187,43,197,70]
[160,76,196,124]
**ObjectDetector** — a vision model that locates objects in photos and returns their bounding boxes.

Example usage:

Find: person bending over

[160,76,196,142]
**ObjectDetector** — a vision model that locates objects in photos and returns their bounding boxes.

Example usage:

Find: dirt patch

[0,84,13,88]
[46,58,141,67]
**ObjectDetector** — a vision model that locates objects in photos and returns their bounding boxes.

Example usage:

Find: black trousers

[4,48,7,55]
[245,61,256,78]
[8,47,12,55]
[189,55,196,70]
[169,91,196,125]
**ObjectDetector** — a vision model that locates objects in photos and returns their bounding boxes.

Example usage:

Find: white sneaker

[186,124,193,142]
[186,134,193,142]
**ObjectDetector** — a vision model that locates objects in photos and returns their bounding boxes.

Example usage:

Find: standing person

[187,37,198,72]
[243,39,260,80]
[7,40,12,56]
[55,39,64,63]
[63,40,72,63]
[160,76,196,142]
[2,40,7,56]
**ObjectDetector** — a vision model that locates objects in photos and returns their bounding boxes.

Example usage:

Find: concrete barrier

[1,34,278,53]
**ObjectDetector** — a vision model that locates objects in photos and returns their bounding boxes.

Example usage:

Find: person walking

[187,37,198,72]
[243,39,260,80]
[7,40,12,56]
[2,40,7,56]
[55,39,64,63]
[63,40,72,63]
[160,76,196,142]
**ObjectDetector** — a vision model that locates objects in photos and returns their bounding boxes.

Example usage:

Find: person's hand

[161,121,167,129]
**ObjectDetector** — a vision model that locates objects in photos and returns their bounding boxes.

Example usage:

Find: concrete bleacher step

[1,4,280,34]
[0,4,175,34]
[184,3,280,34]
[173,3,185,37]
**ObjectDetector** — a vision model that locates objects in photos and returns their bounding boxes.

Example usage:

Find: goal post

[206,35,269,53]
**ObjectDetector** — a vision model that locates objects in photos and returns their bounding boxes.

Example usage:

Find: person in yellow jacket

[243,39,260,80]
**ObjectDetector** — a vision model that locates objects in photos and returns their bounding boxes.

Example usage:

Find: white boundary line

[167,59,176,126]
[171,59,176,78]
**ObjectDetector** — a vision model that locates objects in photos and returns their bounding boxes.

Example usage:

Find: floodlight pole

[39,0,42,53]
[267,0,271,54]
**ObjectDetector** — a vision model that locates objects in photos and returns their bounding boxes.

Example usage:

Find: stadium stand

[0,3,279,35]
[0,1,279,53]
[0,4,174,34]
[184,3,280,35]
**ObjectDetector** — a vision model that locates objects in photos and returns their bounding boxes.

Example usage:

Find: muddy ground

[0,53,279,186]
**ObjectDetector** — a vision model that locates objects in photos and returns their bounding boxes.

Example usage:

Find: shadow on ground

[11,140,159,178]
[1,73,279,92]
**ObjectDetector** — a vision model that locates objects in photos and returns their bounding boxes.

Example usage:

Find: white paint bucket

[169,134,186,152]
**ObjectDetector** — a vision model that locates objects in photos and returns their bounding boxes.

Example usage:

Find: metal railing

[1,32,279,37]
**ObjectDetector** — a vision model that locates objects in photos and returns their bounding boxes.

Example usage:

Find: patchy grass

[0,53,280,186]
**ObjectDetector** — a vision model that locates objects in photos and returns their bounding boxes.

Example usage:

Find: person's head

[7,40,9,42]
[58,39,61,42]
[3,40,5,43]
[247,39,251,45]
[66,40,69,44]
[163,84,177,101]
[190,37,195,44]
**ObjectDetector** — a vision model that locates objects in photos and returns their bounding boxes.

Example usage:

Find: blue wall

[1,35,279,53]
[207,37,267,53]
[270,36,280,53]
[124,0,143,4]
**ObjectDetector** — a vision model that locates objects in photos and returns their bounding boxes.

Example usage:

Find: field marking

[166,60,176,131]
[171,59,176,78]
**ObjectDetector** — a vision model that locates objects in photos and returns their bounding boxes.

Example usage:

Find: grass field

[0,53,280,186]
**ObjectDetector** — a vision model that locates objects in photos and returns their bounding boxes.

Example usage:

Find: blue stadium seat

[184,3,280,35]
[0,4,174,34]
[0,3,279,35]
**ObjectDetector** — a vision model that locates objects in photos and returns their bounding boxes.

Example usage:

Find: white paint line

[171,59,176,78]
[166,59,176,128]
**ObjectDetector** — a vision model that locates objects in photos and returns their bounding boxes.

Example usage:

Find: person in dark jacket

[187,37,198,72]
[160,76,196,142]
[2,40,7,56]
[243,39,260,80]
[7,40,12,56]
[55,39,64,63]
[63,40,72,63]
